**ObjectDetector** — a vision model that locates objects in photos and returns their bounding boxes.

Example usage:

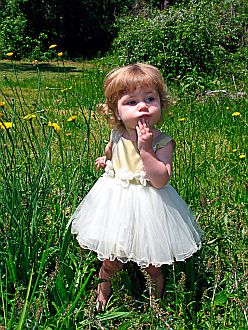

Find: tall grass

[0,60,247,329]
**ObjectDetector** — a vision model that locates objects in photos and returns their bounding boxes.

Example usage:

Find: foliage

[0,0,138,59]
[111,0,247,78]
[0,1,50,60]
[0,59,247,328]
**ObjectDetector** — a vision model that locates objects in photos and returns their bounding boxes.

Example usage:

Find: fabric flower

[104,160,115,178]
[134,171,149,186]
[115,168,134,188]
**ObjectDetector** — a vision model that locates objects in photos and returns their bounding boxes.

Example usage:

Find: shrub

[111,0,247,78]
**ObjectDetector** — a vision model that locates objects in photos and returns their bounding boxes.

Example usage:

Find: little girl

[69,63,203,311]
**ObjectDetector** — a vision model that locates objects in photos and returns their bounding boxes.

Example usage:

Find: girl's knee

[102,259,124,272]
[145,265,162,278]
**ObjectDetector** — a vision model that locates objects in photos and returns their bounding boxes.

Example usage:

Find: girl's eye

[146,97,154,103]
[127,100,136,105]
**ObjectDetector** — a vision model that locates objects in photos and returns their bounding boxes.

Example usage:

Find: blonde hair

[99,63,170,130]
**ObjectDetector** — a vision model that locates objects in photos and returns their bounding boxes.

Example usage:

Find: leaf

[56,274,68,304]
[60,226,71,260]
[214,291,228,306]
[96,311,131,321]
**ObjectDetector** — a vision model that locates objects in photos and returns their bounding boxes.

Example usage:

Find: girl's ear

[115,110,121,121]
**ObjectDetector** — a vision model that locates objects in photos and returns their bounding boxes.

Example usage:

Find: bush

[111,0,247,78]
[0,1,49,59]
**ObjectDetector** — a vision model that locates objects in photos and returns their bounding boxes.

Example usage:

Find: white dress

[70,130,203,268]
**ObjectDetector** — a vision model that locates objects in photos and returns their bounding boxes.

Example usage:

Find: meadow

[0,59,247,329]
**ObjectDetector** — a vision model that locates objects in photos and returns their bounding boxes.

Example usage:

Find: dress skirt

[70,175,203,268]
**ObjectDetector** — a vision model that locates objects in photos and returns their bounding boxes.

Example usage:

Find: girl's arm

[137,120,174,189]
[95,136,112,170]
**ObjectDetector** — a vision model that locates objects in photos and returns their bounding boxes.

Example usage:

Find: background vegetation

[0,0,247,328]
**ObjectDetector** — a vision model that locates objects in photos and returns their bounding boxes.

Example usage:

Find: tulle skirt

[70,176,203,268]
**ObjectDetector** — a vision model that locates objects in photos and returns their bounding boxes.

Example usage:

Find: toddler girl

[69,63,203,311]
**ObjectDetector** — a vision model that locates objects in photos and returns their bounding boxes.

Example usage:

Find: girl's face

[116,87,161,130]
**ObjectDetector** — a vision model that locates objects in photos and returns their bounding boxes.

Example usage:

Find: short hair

[99,63,170,130]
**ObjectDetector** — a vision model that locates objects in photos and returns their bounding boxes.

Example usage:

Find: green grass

[0,59,247,329]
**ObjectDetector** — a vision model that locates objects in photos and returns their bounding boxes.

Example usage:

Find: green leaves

[112,0,247,79]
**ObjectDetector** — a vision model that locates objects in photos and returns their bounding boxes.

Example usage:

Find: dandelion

[0,102,5,107]
[49,44,57,49]
[58,52,63,57]
[6,52,13,57]
[61,86,72,93]
[24,114,37,120]
[48,121,60,132]
[0,122,13,129]
[232,112,240,117]
[67,115,77,122]
[178,117,186,122]
[232,149,237,153]
[239,154,245,159]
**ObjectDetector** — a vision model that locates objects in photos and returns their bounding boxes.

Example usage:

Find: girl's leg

[145,265,164,298]
[97,259,123,308]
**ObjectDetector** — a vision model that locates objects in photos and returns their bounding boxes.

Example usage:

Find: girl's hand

[95,156,107,170]
[136,118,153,151]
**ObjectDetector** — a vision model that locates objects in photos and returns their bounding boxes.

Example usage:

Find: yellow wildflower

[232,149,237,153]
[0,102,5,107]
[0,122,13,129]
[48,121,60,132]
[6,52,13,57]
[239,154,245,159]
[24,114,37,120]
[178,117,186,122]
[49,44,57,49]
[58,52,63,57]
[61,86,72,93]
[232,112,240,117]
[67,115,77,122]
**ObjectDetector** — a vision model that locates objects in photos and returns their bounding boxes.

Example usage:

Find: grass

[0,59,247,329]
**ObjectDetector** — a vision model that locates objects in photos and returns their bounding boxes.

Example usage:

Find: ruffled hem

[76,240,202,268]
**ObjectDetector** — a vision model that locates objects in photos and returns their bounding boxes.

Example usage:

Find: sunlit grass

[0,59,247,329]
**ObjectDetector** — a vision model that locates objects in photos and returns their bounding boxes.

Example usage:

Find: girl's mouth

[139,114,150,120]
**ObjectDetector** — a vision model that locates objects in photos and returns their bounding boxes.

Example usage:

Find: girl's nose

[137,101,148,111]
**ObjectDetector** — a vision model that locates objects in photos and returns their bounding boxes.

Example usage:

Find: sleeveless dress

[70,130,203,268]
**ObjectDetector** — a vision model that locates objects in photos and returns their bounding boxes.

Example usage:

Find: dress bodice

[112,137,143,173]
[104,129,174,187]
